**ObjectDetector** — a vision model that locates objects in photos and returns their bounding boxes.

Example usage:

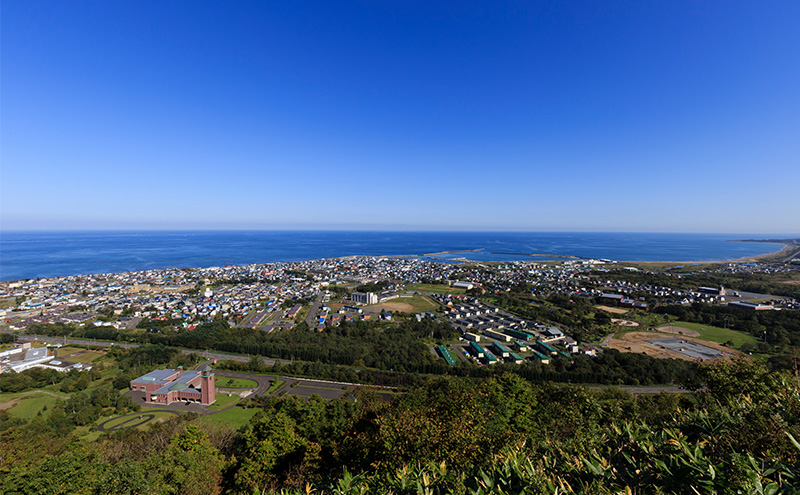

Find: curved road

[13,333,284,367]
[13,334,689,396]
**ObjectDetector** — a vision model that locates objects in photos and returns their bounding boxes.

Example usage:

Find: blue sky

[2,1,799,233]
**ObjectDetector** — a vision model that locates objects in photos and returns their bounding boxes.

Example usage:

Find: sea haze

[0,231,787,281]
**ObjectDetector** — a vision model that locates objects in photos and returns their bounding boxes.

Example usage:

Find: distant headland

[731,238,800,263]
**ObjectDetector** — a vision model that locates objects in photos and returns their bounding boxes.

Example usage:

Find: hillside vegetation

[2,359,799,494]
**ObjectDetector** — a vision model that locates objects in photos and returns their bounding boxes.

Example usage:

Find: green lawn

[217,377,258,389]
[0,391,63,420]
[79,428,104,442]
[207,393,240,411]
[200,406,259,429]
[658,321,757,348]
[53,346,85,357]
[100,410,181,430]
[68,350,106,363]
[406,283,466,294]
[267,379,286,394]
[401,295,440,312]
[628,312,675,328]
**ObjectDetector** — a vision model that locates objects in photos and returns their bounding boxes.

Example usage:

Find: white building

[351,292,378,305]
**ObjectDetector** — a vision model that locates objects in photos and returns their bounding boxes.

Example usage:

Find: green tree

[144,425,224,495]
[233,412,306,493]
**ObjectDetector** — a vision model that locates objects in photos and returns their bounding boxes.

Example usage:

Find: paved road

[583,384,688,395]
[450,343,471,363]
[194,364,275,396]
[304,291,324,329]
[16,335,139,349]
[11,334,691,397]
[13,334,287,367]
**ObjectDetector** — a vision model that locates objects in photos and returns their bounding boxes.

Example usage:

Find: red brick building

[130,365,215,405]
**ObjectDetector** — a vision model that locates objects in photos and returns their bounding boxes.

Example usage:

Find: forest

[586,266,800,300]
[2,355,798,494]
[24,317,697,386]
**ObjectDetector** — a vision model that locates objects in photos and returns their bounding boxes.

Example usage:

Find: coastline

[2,232,797,281]
[616,241,799,266]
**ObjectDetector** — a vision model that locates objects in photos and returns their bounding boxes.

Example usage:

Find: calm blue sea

[0,231,789,281]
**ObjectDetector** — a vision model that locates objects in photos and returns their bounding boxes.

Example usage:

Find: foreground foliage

[1,360,798,494]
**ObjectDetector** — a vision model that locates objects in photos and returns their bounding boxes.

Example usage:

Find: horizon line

[1,228,798,237]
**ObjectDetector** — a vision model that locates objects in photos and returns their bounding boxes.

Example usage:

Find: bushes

[2,359,798,494]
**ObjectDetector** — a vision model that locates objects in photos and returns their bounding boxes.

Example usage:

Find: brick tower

[200,365,215,405]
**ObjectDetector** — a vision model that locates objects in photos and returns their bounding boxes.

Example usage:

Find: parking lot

[647,338,725,360]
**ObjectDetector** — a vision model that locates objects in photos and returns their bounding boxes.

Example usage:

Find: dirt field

[657,325,700,337]
[365,295,437,314]
[611,318,639,327]
[364,301,419,314]
[596,305,629,314]
[0,398,21,411]
[607,331,740,361]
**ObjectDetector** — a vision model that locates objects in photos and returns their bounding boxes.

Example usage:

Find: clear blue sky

[2,1,799,233]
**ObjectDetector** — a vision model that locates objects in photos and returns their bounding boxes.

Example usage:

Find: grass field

[402,295,439,311]
[0,391,65,420]
[54,346,85,357]
[100,410,180,430]
[406,283,466,294]
[207,393,240,411]
[658,321,757,348]
[77,427,104,442]
[68,350,106,363]
[217,377,258,389]
[629,312,676,328]
[200,406,259,429]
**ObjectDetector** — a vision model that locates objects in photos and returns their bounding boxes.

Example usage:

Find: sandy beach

[617,240,800,265]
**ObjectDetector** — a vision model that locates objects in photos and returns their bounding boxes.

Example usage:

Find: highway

[9,333,692,395]
[13,333,283,366]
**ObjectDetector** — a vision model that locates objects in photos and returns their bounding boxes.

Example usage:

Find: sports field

[365,295,439,314]
[406,283,466,294]
[657,321,757,348]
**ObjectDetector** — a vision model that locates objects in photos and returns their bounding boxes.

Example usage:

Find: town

[3,254,798,375]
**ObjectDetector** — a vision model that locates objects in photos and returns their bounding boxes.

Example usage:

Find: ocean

[0,230,788,281]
